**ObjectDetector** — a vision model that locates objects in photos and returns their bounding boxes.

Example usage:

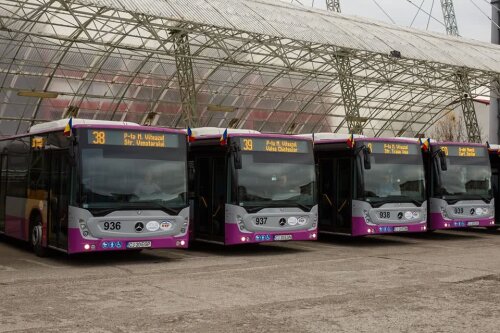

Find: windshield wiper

[87,202,182,216]
[367,195,423,207]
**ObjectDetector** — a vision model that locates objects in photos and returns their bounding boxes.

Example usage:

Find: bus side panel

[5,196,28,240]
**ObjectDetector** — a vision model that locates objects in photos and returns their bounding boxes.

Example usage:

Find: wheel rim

[32,224,42,247]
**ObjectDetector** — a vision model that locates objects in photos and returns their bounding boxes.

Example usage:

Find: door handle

[322,193,333,207]
[200,196,208,208]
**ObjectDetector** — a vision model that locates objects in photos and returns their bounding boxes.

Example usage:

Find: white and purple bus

[424,141,494,230]
[308,134,427,236]
[0,119,189,256]
[188,128,318,245]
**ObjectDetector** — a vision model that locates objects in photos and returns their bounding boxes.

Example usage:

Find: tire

[30,214,48,257]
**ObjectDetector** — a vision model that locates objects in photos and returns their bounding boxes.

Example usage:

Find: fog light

[84,244,90,250]
[367,228,372,233]
[423,225,427,231]
[180,240,186,246]
[312,233,317,238]
[241,237,246,242]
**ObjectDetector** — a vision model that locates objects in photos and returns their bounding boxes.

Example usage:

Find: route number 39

[243,139,253,151]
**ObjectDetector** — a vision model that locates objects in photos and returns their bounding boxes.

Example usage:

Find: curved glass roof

[0,0,498,137]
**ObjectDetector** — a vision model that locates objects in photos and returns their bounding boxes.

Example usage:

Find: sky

[286,0,496,43]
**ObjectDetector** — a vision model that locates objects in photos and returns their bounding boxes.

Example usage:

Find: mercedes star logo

[279,218,286,226]
[135,222,144,232]
[397,212,403,219]
[470,208,475,215]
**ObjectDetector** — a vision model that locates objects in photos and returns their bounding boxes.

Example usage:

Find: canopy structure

[0,0,499,138]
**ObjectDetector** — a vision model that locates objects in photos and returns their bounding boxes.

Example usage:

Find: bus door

[491,157,500,225]
[47,150,70,250]
[333,157,352,233]
[194,155,226,241]
[0,154,6,232]
[318,158,335,231]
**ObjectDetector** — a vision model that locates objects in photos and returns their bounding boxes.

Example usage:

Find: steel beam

[440,0,481,142]
[440,0,459,36]
[326,0,341,13]
[455,72,481,142]
[171,29,198,127]
[325,2,363,133]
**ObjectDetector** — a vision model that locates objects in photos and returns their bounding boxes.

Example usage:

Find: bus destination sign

[239,137,309,153]
[438,145,486,157]
[366,142,419,155]
[87,130,179,148]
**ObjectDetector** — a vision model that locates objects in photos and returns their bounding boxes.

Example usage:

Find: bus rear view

[425,142,494,230]
[313,134,427,236]
[189,128,318,245]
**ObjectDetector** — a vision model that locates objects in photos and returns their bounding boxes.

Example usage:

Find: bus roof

[430,141,487,147]
[191,127,260,138]
[29,119,140,134]
[299,133,424,144]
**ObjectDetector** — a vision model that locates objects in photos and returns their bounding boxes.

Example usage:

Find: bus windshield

[236,151,315,210]
[361,153,425,205]
[80,146,187,211]
[434,156,492,201]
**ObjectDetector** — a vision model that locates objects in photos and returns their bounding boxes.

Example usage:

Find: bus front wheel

[30,214,48,257]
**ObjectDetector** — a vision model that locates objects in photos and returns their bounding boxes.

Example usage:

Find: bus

[488,144,500,228]
[188,128,318,245]
[0,119,189,256]
[308,134,427,236]
[423,141,495,230]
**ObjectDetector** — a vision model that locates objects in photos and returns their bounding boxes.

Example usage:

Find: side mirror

[438,150,447,171]
[230,141,242,169]
[363,147,371,170]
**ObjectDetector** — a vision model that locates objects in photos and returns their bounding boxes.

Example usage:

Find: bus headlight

[440,207,449,219]
[404,211,413,219]
[363,210,373,224]
[482,208,489,216]
[412,211,419,219]
[237,215,245,231]
[476,208,483,215]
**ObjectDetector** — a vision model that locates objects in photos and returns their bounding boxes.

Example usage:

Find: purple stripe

[195,133,312,141]
[67,228,189,254]
[429,213,494,230]
[431,141,486,147]
[73,124,185,134]
[351,216,427,236]
[314,138,420,145]
[224,223,317,245]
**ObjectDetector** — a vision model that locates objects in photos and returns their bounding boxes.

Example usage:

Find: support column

[336,55,364,134]
[455,72,481,142]
[439,0,481,142]
[325,1,363,134]
[325,0,341,13]
[171,30,198,127]
[440,0,459,35]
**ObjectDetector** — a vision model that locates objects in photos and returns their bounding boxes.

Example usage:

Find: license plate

[394,226,409,232]
[468,221,480,226]
[126,241,152,249]
[274,234,293,241]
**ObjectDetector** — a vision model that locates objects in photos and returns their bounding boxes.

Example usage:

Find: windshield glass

[361,153,425,205]
[434,156,492,200]
[80,145,187,210]
[236,151,315,208]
